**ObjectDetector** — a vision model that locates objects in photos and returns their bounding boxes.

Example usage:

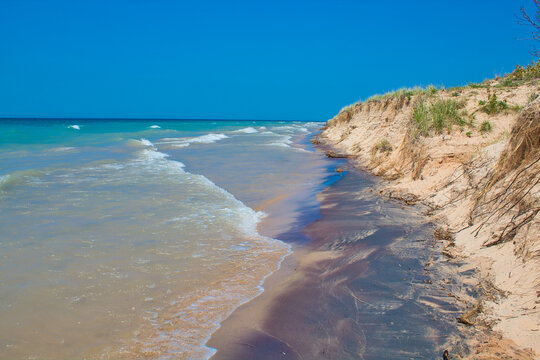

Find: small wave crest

[235,127,258,134]
[157,133,229,148]
[136,149,186,172]
[267,135,293,148]
[149,125,161,129]
[68,125,80,130]
[266,134,312,153]
[0,174,11,189]
[138,138,155,147]
[271,124,317,133]
[50,147,76,152]
[0,170,44,193]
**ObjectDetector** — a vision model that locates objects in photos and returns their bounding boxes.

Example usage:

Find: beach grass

[365,85,439,102]
[412,98,465,135]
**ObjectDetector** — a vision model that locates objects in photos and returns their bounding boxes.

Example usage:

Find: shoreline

[202,132,343,359]
[207,162,470,359]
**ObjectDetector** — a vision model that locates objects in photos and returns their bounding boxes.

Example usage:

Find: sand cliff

[318,73,540,359]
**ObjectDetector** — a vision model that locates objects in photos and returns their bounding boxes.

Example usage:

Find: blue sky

[0,0,536,120]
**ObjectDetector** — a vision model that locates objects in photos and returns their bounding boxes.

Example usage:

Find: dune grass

[365,85,439,102]
[412,98,467,136]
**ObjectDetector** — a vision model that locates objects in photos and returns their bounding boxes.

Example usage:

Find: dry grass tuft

[494,99,540,179]
[398,127,430,180]
[470,99,540,247]
[371,138,393,155]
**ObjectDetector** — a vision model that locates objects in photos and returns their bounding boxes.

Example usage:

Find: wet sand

[208,164,468,359]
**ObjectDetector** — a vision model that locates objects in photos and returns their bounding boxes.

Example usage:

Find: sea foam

[138,138,155,147]
[157,133,229,148]
[267,135,293,148]
[235,127,258,134]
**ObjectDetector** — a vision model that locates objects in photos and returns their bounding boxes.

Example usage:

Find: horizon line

[0,116,323,122]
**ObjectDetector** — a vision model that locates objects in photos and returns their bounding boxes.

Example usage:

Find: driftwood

[434,227,454,241]
[456,301,482,325]
[325,150,357,159]
[386,191,419,205]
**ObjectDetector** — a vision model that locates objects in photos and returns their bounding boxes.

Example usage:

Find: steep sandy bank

[319,77,539,359]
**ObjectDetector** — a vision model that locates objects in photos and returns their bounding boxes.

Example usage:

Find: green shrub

[528,92,539,103]
[426,85,438,95]
[509,61,540,80]
[468,83,487,89]
[493,61,540,88]
[498,77,517,87]
[466,131,472,137]
[480,121,492,133]
[480,94,508,114]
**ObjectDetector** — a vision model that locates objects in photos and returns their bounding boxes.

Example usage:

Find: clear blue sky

[0,0,536,120]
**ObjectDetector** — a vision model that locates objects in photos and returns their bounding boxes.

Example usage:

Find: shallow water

[0,119,337,359]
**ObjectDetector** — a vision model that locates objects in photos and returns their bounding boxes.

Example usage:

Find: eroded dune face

[319,79,539,358]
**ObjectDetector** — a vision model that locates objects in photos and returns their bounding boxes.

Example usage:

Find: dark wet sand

[208,165,465,360]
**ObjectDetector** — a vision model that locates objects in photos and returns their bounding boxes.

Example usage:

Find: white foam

[139,149,169,161]
[188,133,229,144]
[157,133,229,148]
[169,143,190,148]
[68,125,80,130]
[149,125,161,129]
[271,124,316,133]
[303,122,325,128]
[0,174,10,189]
[235,127,258,134]
[138,138,155,148]
[265,135,312,153]
[52,147,76,152]
[267,135,292,148]
[270,125,294,132]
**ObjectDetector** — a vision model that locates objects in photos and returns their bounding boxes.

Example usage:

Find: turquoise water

[0,119,335,359]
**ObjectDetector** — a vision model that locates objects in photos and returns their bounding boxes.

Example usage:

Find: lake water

[0,119,336,359]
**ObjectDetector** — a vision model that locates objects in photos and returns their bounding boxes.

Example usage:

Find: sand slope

[319,79,540,359]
